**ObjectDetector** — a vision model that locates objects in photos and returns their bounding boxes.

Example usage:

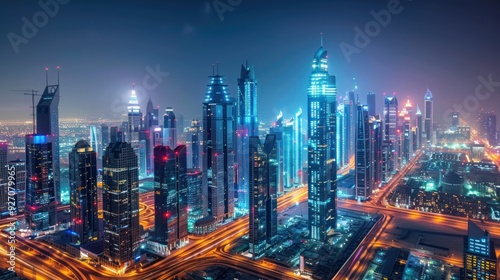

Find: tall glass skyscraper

[187,119,201,169]
[127,87,143,147]
[293,108,303,185]
[36,84,60,204]
[69,140,99,244]
[367,92,376,117]
[163,107,177,148]
[369,115,383,187]
[152,145,188,255]
[101,124,109,159]
[269,112,284,195]
[236,63,258,215]
[202,72,236,222]
[102,142,139,266]
[384,95,398,174]
[416,106,423,150]
[355,105,370,200]
[424,89,433,143]
[249,134,278,258]
[307,44,337,241]
[25,134,57,230]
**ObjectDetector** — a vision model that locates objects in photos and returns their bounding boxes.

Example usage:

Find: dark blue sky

[1,0,499,126]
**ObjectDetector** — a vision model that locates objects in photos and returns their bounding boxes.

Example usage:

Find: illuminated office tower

[451,112,459,129]
[416,106,423,149]
[336,102,345,168]
[399,108,412,164]
[269,112,284,195]
[187,119,201,169]
[127,87,143,170]
[25,134,57,230]
[101,124,109,158]
[283,119,294,188]
[69,140,99,244]
[144,97,158,130]
[347,91,356,161]
[187,169,203,232]
[102,142,139,266]
[236,63,258,215]
[307,43,337,241]
[248,134,278,258]
[355,105,370,200]
[36,82,60,204]
[384,95,398,174]
[138,139,147,178]
[293,108,303,185]
[424,89,433,143]
[342,97,350,166]
[202,70,236,222]
[163,107,177,148]
[464,220,497,280]
[8,159,26,214]
[381,140,391,182]
[152,145,188,255]
[0,142,7,213]
[367,92,376,117]
[370,115,383,187]
[481,112,497,146]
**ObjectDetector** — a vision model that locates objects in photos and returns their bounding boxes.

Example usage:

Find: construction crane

[10,89,40,134]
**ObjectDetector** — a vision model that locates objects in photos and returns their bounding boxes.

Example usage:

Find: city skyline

[1,1,500,127]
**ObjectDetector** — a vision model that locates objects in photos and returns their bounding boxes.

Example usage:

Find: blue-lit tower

[269,112,284,195]
[293,108,303,185]
[202,70,236,222]
[424,89,433,143]
[416,105,423,150]
[384,95,398,174]
[355,105,371,200]
[307,44,337,241]
[36,82,60,204]
[370,115,383,187]
[336,102,345,169]
[163,107,177,148]
[236,63,258,215]
[69,140,99,244]
[367,92,376,117]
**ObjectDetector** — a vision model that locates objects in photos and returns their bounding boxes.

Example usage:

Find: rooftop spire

[320,32,323,47]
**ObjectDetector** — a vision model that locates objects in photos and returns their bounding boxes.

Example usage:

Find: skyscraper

[369,115,383,187]
[269,112,284,195]
[307,44,337,241]
[152,145,188,255]
[89,125,99,155]
[187,119,201,169]
[69,140,99,244]
[464,220,497,279]
[249,134,278,258]
[342,97,351,166]
[282,119,294,188]
[367,92,376,117]
[163,107,177,148]
[451,112,459,129]
[36,83,60,204]
[127,87,143,172]
[356,105,371,200]
[186,169,203,232]
[347,91,356,161]
[25,134,57,230]
[293,108,303,185]
[481,112,497,146]
[102,142,139,266]
[101,124,109,158]
[8,159,26,214]
[110,126,119,143]
[384,95,398,174]
[236,63,258,215]
[424,89,433,143]
[416,106,423,150]
[202,71,236,222]
[144,97,157,130]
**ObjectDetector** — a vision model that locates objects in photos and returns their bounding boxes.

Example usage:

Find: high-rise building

[102,142,140,266]
[202,71,236,222]
[163,107,177,148]
[89,125,99,155]
[36,84,60,204]
[369,115,383,187]
[187,120,201,169]
[138,139,147,178]
[381,140,391,182]
[336,102,345,168]
[415,106,423,150]
[452,112,459,129]
[347,91,356,161]
[69,140,99,244]
[384,95,398,174]
[400,108,412,164]
[25,134,57,230]
[283,119,294,188]
[424,89,433,143]
[355,105,371,200]
[293,108,303,186]
[0,142,8,214]
[481,112,497,146]
[248,134,278,258]
[144,97,158,130]
[307,44,337,241]
[151,145,188,255]
[463,220,497,280]
[127,88,143,178]
[110,126,119,143]
[101,124,109,158]
[367,92,376,117]
[8,159,26,214]
[342,97,351,166]
[236,63,258,215]
[186,169,203,232]
[269,112,284,195]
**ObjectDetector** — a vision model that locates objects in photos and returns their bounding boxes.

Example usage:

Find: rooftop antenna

[320,32,323,47]
[57,66,60,85]
[10,89,40,134]
[45,67,48,86]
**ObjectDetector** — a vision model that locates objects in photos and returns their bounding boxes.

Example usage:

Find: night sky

[1,0,499,126]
